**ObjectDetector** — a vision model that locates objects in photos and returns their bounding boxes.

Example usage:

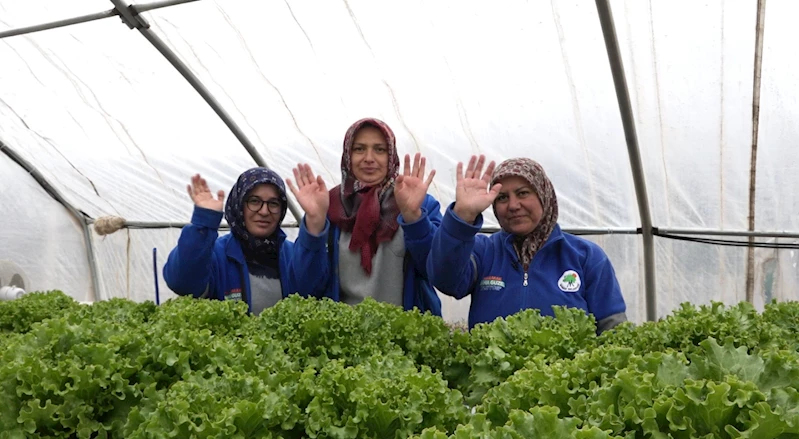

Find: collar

[500,223,563,257]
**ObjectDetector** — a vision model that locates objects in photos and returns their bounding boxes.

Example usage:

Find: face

[350,125,389,186]
[494,176,544,236]
[243,183,282,238]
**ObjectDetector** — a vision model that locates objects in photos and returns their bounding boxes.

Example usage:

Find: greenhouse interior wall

[1,0,798,325]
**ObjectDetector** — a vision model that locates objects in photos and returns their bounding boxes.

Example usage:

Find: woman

[427,155,627,333]
[163,165,330,314]
[301,118,443,314]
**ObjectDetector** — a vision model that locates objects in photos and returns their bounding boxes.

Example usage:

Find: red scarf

[328,185,400,274]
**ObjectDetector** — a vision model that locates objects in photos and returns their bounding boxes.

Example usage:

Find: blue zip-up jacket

[427,203,626,330]
[163,206,330,312]
[323,194,443,316]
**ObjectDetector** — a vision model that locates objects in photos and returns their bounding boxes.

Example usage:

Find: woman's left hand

[395,153,436,223]
[287,163,328,235]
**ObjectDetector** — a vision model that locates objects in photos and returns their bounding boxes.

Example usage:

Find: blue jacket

[427,203,626,329]
[163,206,330,312]
[323,194,443,316]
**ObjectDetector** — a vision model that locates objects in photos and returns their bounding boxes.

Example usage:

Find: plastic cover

[1,0,798,323]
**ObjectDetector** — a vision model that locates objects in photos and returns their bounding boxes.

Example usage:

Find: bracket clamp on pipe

[110,0,150,30]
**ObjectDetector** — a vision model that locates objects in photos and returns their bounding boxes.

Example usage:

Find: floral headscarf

[224,167,287,263]
[328,118,401,274]
[490,158,559,269]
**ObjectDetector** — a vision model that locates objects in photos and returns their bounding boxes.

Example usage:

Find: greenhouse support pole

[746,0,767,304]
[107,0,304,224]
[0,142,101,302]
[594,0,657,321]
[0,0,199,40]
[0,10,117,39]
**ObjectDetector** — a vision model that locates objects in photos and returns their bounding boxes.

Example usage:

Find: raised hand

[286,163,329,235]
[453,155,501,224]
[187,174,225,212]
[395,153,436,223]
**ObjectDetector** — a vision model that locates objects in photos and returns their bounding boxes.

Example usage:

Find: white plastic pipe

[0,286,25,301]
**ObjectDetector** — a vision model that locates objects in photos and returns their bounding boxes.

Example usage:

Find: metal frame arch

[0,141,101,301]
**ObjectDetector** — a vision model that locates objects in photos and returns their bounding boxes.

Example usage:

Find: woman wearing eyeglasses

[163,166,330,315]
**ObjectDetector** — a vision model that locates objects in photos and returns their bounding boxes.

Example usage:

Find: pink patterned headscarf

[490,158,559,269]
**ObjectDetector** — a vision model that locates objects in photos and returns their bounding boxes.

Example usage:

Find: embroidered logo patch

[479,276,505,291]
[224,289,242,301]
[557,270,581,292]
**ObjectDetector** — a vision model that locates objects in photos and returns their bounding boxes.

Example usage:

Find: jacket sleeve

[425,202,486,299]
[163,206,222,298]
[397,194,443,279]
[287,215,331,298]
[582,246,627,333]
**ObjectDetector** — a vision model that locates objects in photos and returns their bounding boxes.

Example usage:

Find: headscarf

[328,118,401,274]
[490,158,559,269]
[224,167,288,265]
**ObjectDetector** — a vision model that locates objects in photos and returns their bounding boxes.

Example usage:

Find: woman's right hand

[453,155,501,224]
[187,174,225,212]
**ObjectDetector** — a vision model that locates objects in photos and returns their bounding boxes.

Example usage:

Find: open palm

[453,155,501,223]
[287,163,329,218]
[187,174,224,212]
[395,153,436,222]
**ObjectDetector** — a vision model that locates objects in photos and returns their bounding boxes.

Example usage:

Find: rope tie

[93,216,126,236]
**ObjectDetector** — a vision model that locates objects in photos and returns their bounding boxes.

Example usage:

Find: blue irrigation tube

[153,248,160,305]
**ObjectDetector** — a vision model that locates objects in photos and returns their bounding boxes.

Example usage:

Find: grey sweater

[338,229,405,306]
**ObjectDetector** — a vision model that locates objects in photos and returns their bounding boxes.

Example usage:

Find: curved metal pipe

[107,0,304,223]
[594,0,658,321]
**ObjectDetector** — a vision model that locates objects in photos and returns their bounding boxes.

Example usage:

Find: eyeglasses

[245,197,282,214]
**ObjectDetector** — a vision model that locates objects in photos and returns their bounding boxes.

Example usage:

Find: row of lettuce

[1,291,798,438]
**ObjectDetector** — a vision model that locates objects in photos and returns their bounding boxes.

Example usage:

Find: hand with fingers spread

[286,163,329,235]
[453,155,502,224]
[395,152,436,223]
[187,173,225,212]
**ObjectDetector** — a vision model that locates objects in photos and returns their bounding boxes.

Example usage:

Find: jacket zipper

[506,228,563,289]
[519,261,529,287]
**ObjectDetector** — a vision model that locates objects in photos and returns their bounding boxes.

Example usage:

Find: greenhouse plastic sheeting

[0,153,93,302]
[0,17,260,224]
[1,0,798,324]
[757,0,799,232]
